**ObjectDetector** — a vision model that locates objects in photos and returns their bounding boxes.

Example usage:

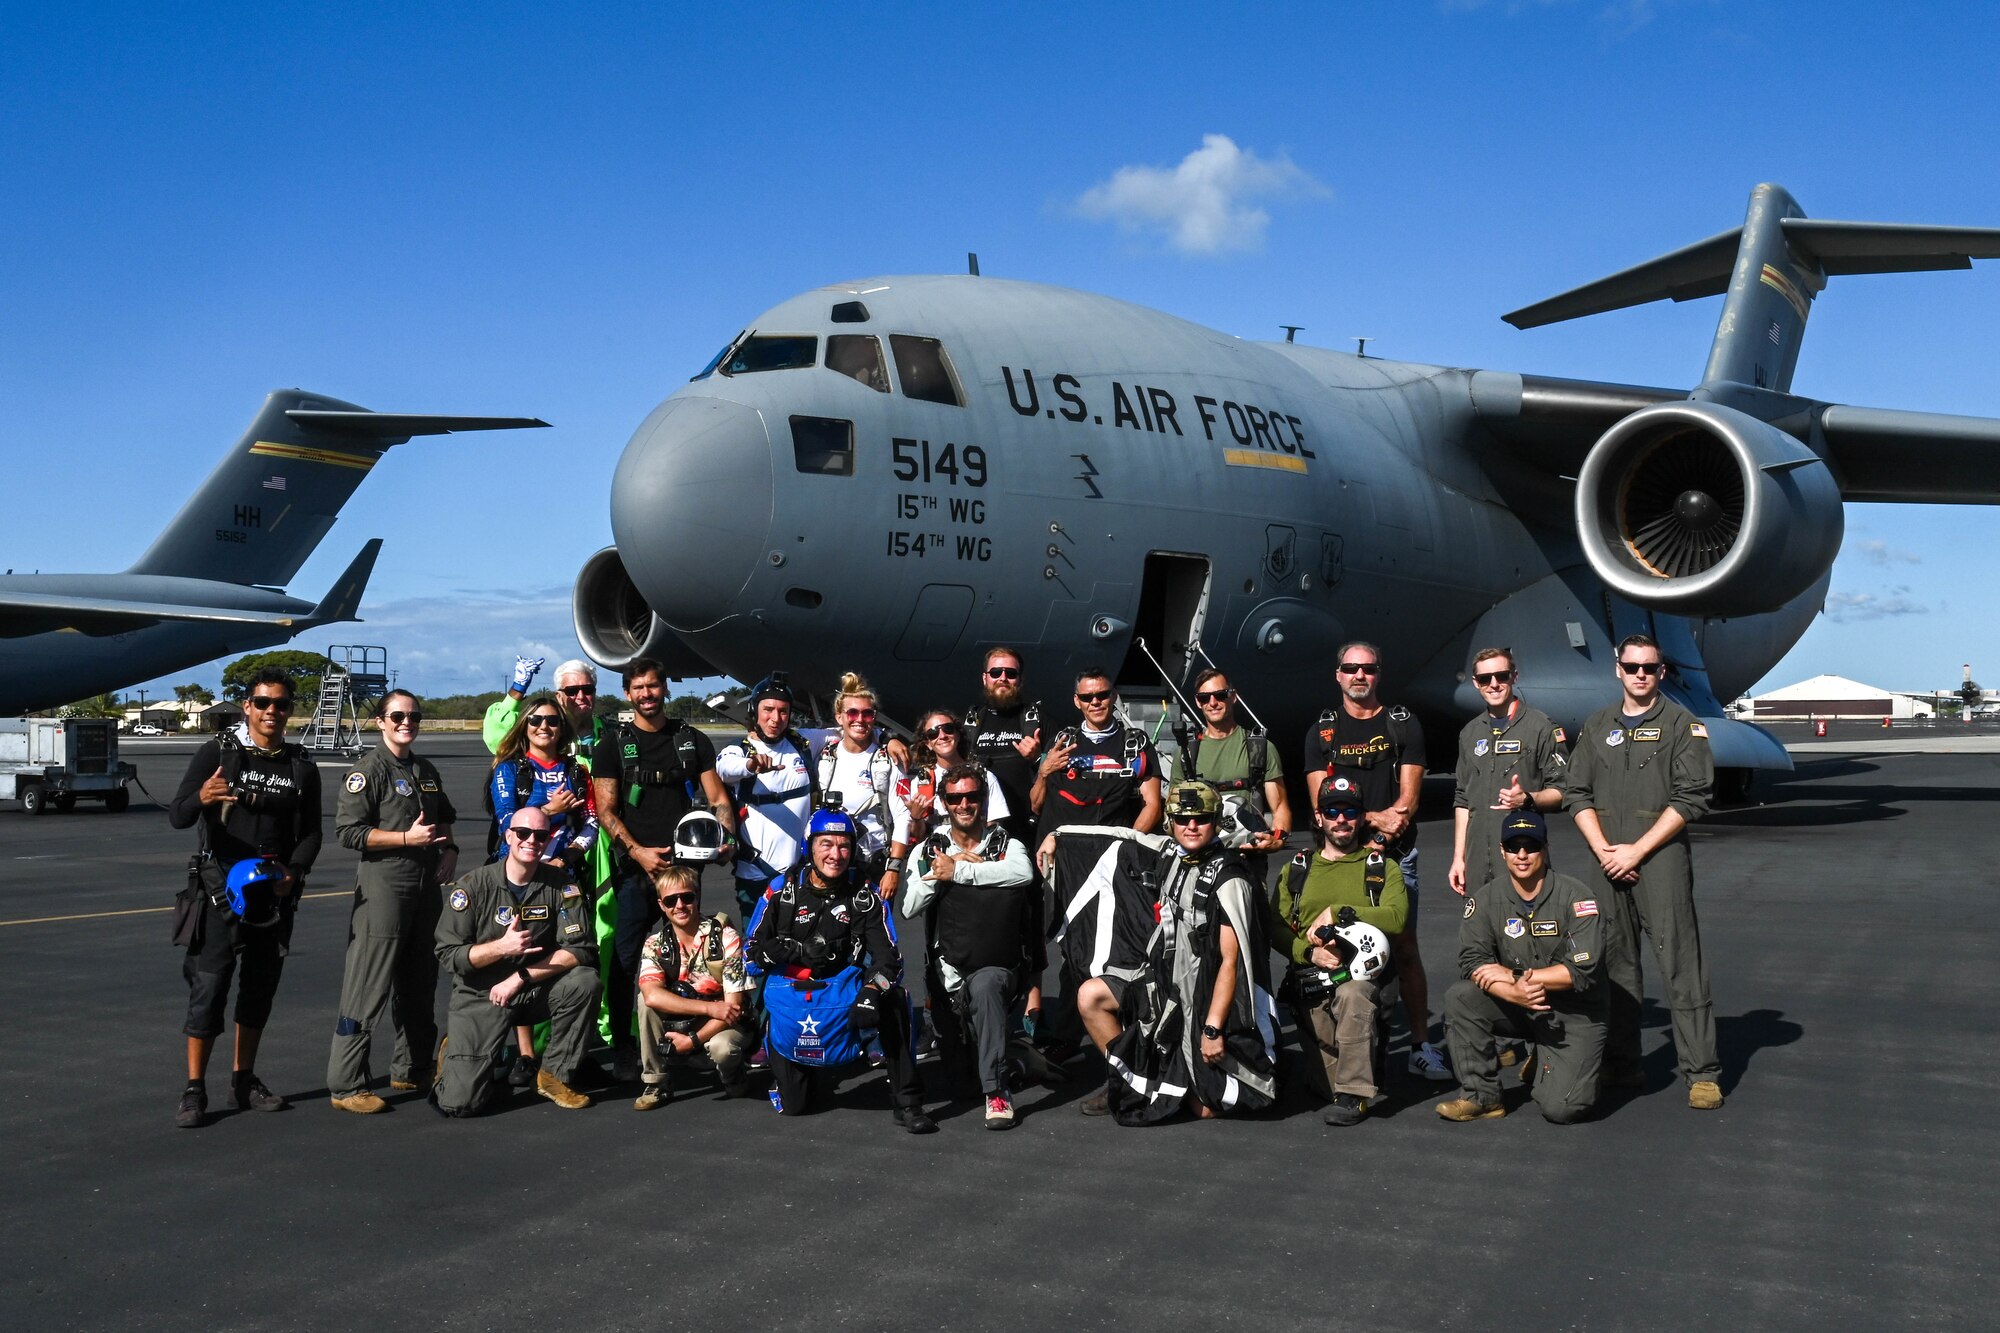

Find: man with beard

[963,647,1041,846]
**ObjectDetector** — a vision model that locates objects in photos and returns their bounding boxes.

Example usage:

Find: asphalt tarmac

[3,728,1994,1329]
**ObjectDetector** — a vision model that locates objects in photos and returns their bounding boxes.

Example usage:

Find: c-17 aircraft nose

[609,395,773,632]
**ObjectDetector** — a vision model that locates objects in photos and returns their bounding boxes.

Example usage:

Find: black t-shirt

[966,699,1038,825]
[169,736,324,876]
[596,721,717,849]
[1303,704,1426,816]
[1035,725,1160,842]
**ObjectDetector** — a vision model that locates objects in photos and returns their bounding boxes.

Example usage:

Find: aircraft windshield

[689,331,745,382]
[827,335,889,392]
[721,335,818,376]
[889,335,962,406]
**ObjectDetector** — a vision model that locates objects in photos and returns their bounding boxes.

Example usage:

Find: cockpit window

[721,334,818,376]
[689,331,745,382]
[889,335,963,407]
[790,416,854,476]
[826,335,889,393]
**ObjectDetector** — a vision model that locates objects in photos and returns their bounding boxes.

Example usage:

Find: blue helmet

[224,857,287,927]
[797,801,858,871]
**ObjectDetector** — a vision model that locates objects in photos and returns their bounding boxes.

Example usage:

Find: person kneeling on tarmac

[1438,809,1606,1125]
[433,807,599,1116]
[634,863,757,1109]
[1267,776,1408,1128]
[746,804,936,1133]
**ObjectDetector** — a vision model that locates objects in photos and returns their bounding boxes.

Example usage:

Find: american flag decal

[1768,321,1782,344]
[263,475,287,491]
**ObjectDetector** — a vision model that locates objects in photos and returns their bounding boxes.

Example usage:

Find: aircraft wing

[0,592,305,629]
[1469,372,2000,503]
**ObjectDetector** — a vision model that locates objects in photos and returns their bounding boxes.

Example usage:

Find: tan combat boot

[1435,1096,1506,1122]
[536,1069,592,1110]
[330,1090,389,1115]
[1688,1080,1724,1110]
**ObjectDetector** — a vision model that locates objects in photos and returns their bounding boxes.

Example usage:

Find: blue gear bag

[762,967,866,1067]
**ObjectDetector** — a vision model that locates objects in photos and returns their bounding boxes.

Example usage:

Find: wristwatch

[1201,1023,1224,1040]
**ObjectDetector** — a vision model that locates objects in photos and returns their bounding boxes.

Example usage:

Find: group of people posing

[165,633,1724,1134]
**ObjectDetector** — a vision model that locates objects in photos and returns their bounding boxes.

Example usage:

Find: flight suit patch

[449,888,468,911]
[1690,723,1709,738]
[1473,738,1489,757]
[1496,740,1522,754]
[419,779,440,792]
[1605,729,1625,747]
[1463,899,1477,919]
[1504,917,1526,938]
[1531,920,1559,937]
[393,778,414,796]
[1574,899,1599,917]
[1572,950,1592,963]
[564,921,584,936]
[560,884,581,899]
[522,905,551,921]
[1632,728,1662,742]
[345,772,367,793]
[496,906,514,927]
[1552,727,1567,743]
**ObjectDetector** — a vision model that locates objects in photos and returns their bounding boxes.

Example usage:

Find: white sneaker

[1408,1042,1453,1082]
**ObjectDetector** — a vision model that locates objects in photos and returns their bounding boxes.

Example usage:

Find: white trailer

[0,718,135,814]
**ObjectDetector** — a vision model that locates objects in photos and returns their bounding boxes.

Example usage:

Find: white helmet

[1215,791,1267,849]
[1331,920,1391,983]
[673,809,730,864]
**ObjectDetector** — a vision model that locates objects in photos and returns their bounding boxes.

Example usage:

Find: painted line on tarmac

[0,889,349,928]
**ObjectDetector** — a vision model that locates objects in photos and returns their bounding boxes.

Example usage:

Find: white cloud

[1825,587,1931,623]
[1074,135,1326,256]
[1856,539,1921,567]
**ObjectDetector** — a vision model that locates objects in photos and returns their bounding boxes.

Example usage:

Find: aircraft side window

[790,416,855,476]
[826,335,890,393]
[722,334,818,376]
[889,334,964,407]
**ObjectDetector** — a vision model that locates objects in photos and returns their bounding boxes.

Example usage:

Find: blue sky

[4,2,1997,700]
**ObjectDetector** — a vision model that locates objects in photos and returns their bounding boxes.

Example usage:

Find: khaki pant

[1601,854,1719,1082]
[1292,978,1380,1100]
[326,876,441,1096]
[639,999,753,1090]
[436,967,598,1115]
[1444,979,1603,1124]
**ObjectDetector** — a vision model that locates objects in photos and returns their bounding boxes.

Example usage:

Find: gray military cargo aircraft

[573,184,2000,790]
[0,391,546,715]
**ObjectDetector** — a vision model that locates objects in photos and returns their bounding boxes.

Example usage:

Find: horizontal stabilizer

[300,539,381,627]
[1504,215,2000,330]
[286,411,550,438]
[1818,405,2000,503]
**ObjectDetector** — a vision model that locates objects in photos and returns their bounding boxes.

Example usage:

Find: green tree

[222,650,332,702]
[174,682,215,705]
[60,692,123,718]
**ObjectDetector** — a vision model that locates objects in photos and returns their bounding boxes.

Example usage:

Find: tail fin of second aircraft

[1502,183,2000,395]
[125,390,546,587]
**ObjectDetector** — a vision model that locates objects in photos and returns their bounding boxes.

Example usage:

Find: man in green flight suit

[1438,809,1605,1124]
[433,807,599,1115]
[1448,646,1568,898]
[1563,633,1722,1110]
[327,691,459,1112]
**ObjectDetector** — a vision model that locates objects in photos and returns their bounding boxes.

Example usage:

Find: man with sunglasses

[483,657,604,769]
[1268,777,1409,1126]
[634,865,756,1108]
[1031,670,1162,843]
[1564,633,1721,1109]
[1180,667,1291,871]
[1439,809,1606,1124]
[1449,647,1569,899]
[1303,643,1447,1083]
[434,807,598,1114]
[963,647,1041,847]
[594,657,734,1082]
[327,690,459,1113]
[168,667,322,1128]
[905,763,1037,1128]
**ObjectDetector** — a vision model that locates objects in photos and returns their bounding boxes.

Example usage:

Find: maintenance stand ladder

[299,644,390,759]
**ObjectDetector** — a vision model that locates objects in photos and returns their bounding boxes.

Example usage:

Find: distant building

[1749,674,1932,721]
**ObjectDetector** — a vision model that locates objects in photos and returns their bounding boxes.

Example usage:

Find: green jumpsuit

[327,747,457,1096]
[1563,697,1718,1082]
[1452,703,1567,893]
[1447,869,1606,1122]
[433,861,600,1114]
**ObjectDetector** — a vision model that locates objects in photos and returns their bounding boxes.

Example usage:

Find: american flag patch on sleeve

[1574,899,1598,917]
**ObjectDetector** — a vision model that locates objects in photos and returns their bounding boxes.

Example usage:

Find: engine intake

[1575,401,1842,616]
[573,546,703,673]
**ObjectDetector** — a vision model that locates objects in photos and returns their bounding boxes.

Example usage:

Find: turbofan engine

[1575,401,1843,616]
[572,546,694,672]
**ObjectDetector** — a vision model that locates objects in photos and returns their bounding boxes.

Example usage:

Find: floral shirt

[637,915,752,996]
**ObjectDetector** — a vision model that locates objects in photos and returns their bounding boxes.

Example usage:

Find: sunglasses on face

[942,789,983,806]
[1194,689,1232,704]
[1076,690,1112,704]
[245,696,293,712]
[558,684,594,698]
[525,714,562,728]
[657,892,699,908]
[385,710,423,725]
[843,708,876,720]
[984,667,1021,680]
[1474,671,1515,686]
[1501,841,1542,855]
[1169,812,1216,826]
[1336,663,1380,677]
[1321,807,1362,822]
[510,827,551,843]
[924,722,961,739]
[1617,661,1664,677]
